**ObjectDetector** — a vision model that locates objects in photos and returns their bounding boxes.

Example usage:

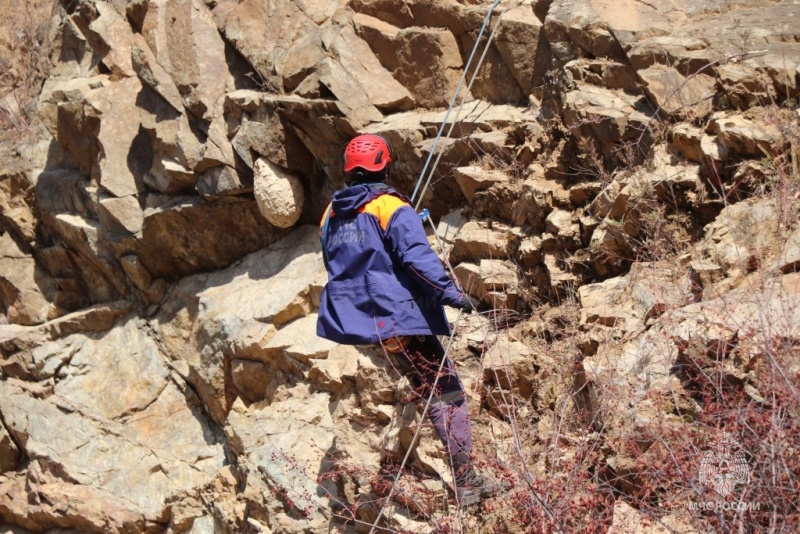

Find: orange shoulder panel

[319,202,333,236]
[360,194,410,231]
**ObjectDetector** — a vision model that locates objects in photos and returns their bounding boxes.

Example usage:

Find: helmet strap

[347,167,390,185]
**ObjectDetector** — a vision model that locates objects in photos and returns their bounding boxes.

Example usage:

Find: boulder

[319,56,385,127]
[709,112,783,159]
[228,91,298,170]
[564,59,639,92]
[97,195,144,235]
[449,220,518,263]
[563,84,655,162]
[138,197,288,280]
[212,0,340,90]
[454,259,518,303]
[695,197,780,275]
[394,27,464,108]
[196,165,248,198]
[494,6,545,95]
[73,0,137,79]
[0,162,37,243]
[329,27,414,113]
[278,30,327,93]
[0,233,55,326]
[131,34,183,112]
[353,13,402,73]
[225,92,343,193]
[669,124,703,163]
[483,339,537,399]
[88,79,150,198]
[638,65,715,120]
[453,166,509,204]
[253,158,305,229]
[136,84,218,189]
[41,76,149,198]
[138,0,233,121]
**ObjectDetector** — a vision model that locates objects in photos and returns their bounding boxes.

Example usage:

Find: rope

[411,0,523,212]
[410,0,504,206]
[367,1,565,530]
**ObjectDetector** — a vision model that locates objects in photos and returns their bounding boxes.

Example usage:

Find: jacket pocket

[363,271,410,317]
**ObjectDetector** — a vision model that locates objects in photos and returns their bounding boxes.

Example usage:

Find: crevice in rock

[0,407,27,466]
[223,39,262,92]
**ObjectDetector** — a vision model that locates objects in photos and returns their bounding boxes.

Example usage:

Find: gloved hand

[451,293,474,313]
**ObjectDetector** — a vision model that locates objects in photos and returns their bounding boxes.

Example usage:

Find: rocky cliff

[1,0,799,532]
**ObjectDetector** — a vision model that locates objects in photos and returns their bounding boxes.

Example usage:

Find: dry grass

[0,0,54,147]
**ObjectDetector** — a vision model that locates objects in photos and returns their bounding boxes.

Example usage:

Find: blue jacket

[316,183,462,344]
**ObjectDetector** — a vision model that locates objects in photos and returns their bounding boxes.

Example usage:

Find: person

[316,133,498,506]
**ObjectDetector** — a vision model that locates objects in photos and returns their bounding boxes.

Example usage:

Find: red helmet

[343,134,393,173]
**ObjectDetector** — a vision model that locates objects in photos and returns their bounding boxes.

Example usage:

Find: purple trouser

[385,336,472,458]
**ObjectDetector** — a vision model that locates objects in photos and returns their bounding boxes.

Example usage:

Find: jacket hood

[331,183,389,215]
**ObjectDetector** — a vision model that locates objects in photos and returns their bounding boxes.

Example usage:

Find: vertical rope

[410,0,503,204]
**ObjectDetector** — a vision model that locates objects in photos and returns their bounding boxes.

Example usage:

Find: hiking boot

[455,467,501,506]
[452,452,501,506]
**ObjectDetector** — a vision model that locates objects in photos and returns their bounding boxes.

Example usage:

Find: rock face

[1,0,800,532]
[0,320,226,532]
[152,226,325,425]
